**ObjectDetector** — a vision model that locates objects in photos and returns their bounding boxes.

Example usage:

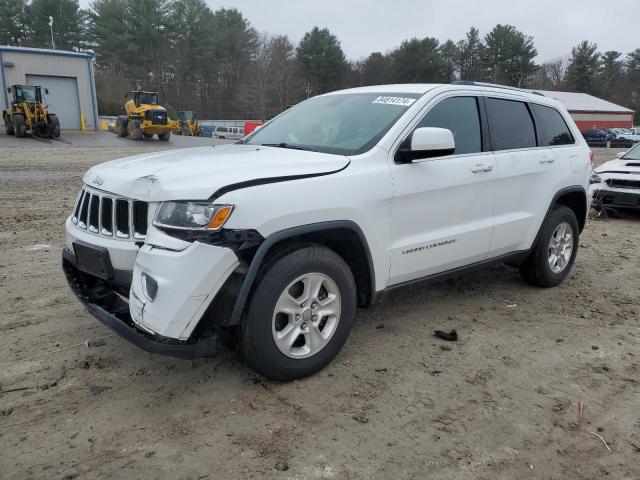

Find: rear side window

[531,104,574,146]
[415,97,482,154]
[485,98,536,151]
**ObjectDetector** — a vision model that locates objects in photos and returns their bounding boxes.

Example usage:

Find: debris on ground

[88,385,111,396]
[433,330,458,342]
[589,431,613,454]
[85,338,107,348]
[28,244,51,251]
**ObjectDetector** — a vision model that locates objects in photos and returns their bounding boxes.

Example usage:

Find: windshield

[16,86,38,102]
[137,92,158,105]
[622,143,640,160]
[245,93,420,155]
[179,111,195,121]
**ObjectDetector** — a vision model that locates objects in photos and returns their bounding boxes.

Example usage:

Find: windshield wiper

[260,142,316,152]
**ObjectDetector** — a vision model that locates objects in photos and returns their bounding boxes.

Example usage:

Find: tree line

[1,0,638,120]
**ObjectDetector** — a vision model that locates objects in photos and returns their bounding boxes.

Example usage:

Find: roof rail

[451,80,544,96]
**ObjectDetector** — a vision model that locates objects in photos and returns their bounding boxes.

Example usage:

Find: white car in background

[617,129,640,142]
[591,142,640,212]
[213,125,244,140]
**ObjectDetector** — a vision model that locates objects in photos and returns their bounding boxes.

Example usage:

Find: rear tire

[242,246,356,381]
[158,131,171,141]
[116,116,128,137]
[4,115,14,135]
[143,132,153,139]
[13,114,26,138]
[3,115,13,135]
[520,206,579,287]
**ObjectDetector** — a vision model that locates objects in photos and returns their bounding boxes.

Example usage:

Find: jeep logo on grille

[92,175,105,186]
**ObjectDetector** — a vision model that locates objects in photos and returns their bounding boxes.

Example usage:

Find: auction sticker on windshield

[372,96,416,106]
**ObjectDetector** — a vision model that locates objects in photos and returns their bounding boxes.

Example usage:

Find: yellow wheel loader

[115,91,177,141]
[3,84,60,138]
[174,111,201,136]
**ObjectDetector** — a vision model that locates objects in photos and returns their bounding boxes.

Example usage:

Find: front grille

[606,178,640,190]
[72,187,148,240]
[145,110,168,125]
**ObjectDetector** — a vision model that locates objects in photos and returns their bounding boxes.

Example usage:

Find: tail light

[589,151,595,165]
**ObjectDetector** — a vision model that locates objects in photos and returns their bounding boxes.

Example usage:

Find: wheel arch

[227,221,376,326]
[553,186,588,233]
[533,186,588,248]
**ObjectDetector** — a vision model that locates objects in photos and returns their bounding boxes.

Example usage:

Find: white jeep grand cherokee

[63,83,591,380]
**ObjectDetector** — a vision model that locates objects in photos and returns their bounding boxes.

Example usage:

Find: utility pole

[48,16,55,49]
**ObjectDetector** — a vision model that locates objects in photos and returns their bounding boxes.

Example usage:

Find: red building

[537,90,635,132]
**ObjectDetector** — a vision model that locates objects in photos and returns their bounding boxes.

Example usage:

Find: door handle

[471,163,493,173]
[539,157,555,164]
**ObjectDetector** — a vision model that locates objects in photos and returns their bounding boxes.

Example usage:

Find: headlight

[153,202,234,230]
[590,173,603,185]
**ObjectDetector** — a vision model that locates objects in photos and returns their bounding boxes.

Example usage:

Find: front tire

[48,114,61,138]
[520,206,579,287]
[158,131,171,141]
[242,246,356,381]
[116,116,128,137]
[128,119,142,140]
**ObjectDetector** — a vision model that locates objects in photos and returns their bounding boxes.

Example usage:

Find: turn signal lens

[207,205,234,230]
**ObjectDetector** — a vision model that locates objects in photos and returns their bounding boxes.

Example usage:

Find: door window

[415,97,482,155]
[485,98,537,151]
[531,104,575,146]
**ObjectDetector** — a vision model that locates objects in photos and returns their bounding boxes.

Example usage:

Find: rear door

[530,103,587,177]
[389,95,496,285]
[486,97,560,255]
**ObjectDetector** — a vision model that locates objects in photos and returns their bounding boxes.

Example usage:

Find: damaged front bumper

[63,248,223,359]
[591,187,640,210]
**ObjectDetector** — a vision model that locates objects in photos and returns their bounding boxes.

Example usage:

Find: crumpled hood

[595,158,640,175]
[83,144,349,202]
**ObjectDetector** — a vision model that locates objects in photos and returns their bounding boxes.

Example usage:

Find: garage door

[25,74,81,129]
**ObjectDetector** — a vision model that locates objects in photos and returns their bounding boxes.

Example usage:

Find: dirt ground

[1,139,639,480]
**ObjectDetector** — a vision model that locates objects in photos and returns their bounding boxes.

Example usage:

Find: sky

[80,0,638,62]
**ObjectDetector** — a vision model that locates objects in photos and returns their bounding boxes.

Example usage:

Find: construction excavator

[115,90,176,141]
[3,84,60,138]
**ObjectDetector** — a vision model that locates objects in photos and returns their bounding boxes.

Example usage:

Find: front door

[389,96,496,285]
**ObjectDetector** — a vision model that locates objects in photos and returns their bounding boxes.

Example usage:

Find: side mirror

[7,87,10,93]
[45,88,49,94]
[396,127,455,163]
[616,152,625,158]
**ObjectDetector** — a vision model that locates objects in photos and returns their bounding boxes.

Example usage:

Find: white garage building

[0,46,98,130]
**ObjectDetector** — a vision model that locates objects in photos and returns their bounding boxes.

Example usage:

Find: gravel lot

[1,136,639,480]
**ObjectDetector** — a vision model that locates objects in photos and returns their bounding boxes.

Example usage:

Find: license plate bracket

[73,241,114,281]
